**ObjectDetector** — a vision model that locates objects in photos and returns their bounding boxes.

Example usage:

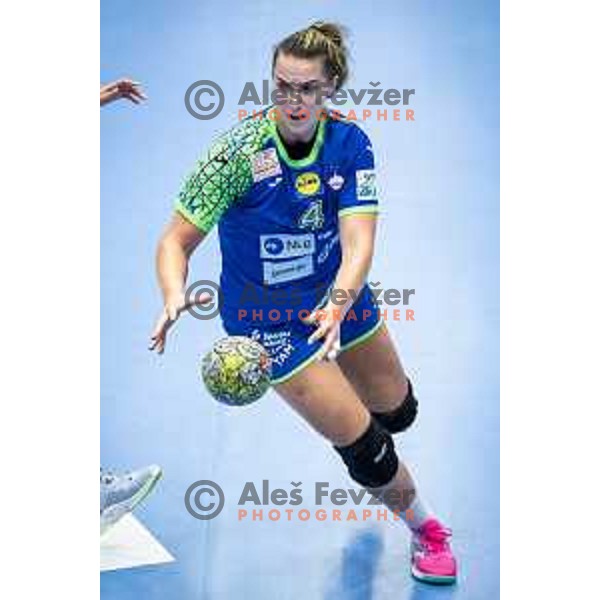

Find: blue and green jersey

[176,111,379,328]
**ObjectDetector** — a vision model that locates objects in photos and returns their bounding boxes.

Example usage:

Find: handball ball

[201,336,272,406]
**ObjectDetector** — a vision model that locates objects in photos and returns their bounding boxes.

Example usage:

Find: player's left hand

[302,305,342,361]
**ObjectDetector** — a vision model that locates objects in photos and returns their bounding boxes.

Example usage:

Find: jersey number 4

[298,200,324,231]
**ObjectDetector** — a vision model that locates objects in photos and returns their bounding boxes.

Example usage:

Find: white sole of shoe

[411,563,457,585]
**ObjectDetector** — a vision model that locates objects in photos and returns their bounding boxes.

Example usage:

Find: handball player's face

[273,53,334,142]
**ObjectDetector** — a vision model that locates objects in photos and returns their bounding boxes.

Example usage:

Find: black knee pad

[372,379,418,434]
[334,419,399,488]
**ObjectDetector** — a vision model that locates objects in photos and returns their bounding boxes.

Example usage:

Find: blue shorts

[222,284,384,385]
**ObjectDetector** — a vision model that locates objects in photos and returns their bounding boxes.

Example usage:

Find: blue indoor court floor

[101,1,499,598]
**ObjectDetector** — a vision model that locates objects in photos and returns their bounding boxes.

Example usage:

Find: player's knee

[334,419,399,488]
[372,379,418,434]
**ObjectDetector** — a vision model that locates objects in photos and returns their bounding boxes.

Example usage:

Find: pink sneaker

[411,518,457,584]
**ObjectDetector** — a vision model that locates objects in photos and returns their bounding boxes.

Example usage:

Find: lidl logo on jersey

[259,233,316,259]
[356,169,377,201]
[251,148,282,183]
[295,172,321,196]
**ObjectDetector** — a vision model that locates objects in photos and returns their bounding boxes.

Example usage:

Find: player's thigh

[337,322,409,413]
[274,359,371,447]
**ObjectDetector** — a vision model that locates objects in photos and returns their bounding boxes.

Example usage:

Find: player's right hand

[148,290,212,354]
[149,291,185,354]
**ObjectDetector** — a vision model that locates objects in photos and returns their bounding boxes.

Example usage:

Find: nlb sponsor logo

[260,234,315,259]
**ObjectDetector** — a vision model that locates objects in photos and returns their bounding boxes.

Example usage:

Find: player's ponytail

[272,21,350,89]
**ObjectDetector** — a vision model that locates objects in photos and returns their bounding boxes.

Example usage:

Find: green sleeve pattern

[175,119,271,233]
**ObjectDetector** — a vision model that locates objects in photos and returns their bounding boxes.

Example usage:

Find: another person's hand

[149,290,212,354]
[100,78,147,106]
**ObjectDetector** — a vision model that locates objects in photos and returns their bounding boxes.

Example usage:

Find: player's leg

[338,321,419,435]
[337,322,457,583]
[275,359,456,584]
[274,358,415,504]
[335,286,417,432]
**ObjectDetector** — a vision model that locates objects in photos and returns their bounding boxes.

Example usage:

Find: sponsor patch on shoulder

[356,169,377,201]
[252,148,282,183]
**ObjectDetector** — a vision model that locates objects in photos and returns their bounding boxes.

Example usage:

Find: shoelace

[421,526,453,554]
